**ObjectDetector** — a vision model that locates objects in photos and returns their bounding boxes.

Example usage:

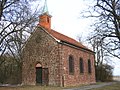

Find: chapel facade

[22,2,96,87]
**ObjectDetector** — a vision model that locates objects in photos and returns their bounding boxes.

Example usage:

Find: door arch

[36,63,42,84]
[35,63,49,85]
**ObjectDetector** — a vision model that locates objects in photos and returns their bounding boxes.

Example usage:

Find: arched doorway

[36,63,49,85]
[36,63,42,84]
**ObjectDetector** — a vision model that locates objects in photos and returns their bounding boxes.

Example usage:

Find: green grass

[91,82,120,90]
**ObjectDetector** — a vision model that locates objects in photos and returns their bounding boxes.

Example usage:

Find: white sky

[34,0,120,76]
[48,0,93,40]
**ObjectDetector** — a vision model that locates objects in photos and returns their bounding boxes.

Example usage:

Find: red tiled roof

[46,29,92,52]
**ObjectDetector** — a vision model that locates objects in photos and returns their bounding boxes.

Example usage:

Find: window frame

[79,57,84,74]
[68,55,74,75]
[88,59,92,74]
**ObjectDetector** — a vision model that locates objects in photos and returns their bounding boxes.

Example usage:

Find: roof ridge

[50,29,90,51]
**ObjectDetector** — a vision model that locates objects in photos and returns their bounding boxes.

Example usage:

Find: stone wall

[22,26,96,87]
[22,27,61,86]
[60,43,96,87]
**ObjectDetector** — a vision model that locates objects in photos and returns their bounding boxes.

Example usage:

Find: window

[88,59,91,73]
[47,17,49,23]
[79,58,84,73]
[69,55,74,74]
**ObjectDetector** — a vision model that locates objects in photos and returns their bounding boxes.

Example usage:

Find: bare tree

[0,0,42,58]
[0,0,43,84]
[0,0,40,21]
[83,0,120,59]
[87,31,114,81]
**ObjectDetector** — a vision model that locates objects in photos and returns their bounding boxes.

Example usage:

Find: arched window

[79,58,84,73]
[69,55,74,74]
[88,59,91,73]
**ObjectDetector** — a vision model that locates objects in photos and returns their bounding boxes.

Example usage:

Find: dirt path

[63,82,117,90]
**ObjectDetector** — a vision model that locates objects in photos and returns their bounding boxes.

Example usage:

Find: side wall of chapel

[59,44,96,87]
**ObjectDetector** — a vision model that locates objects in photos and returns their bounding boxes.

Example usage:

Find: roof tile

[45,28,92,52]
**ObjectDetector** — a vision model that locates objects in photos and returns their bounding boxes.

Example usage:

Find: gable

[22,26,57,51]
[38,26,94,53]
[23,25,94,54]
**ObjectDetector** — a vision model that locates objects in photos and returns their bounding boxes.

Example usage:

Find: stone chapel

[22,1,96,87]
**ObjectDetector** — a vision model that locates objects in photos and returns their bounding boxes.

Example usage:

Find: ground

[0,85,61,90]
[91,82,120,90]
[0,82,120,90]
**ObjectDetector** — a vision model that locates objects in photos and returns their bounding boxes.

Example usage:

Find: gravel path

[63,82,117,90]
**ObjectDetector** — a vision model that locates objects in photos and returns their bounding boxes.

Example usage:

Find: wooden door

[42,68,49,85]
[36,67,42,84]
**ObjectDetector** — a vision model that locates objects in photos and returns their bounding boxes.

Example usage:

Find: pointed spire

[39,0,52,30]
[42,0,49,14]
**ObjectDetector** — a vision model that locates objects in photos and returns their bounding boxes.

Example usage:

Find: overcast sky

[34,0,120,76]
[48,0,93,40]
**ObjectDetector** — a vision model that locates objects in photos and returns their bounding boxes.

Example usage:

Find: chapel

[22,0,96,87]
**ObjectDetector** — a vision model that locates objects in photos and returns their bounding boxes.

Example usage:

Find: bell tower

[39,0,52,30]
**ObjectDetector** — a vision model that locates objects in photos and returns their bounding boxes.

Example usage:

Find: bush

[0,55,22,84]
[96,64,113,82]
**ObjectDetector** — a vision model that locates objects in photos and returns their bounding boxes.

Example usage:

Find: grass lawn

[0,82,120,90]
[91,82,120,90]
[0,85,62,90]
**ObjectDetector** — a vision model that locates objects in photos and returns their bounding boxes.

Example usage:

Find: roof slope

[51,30,87,48]
[43,27,93,52]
